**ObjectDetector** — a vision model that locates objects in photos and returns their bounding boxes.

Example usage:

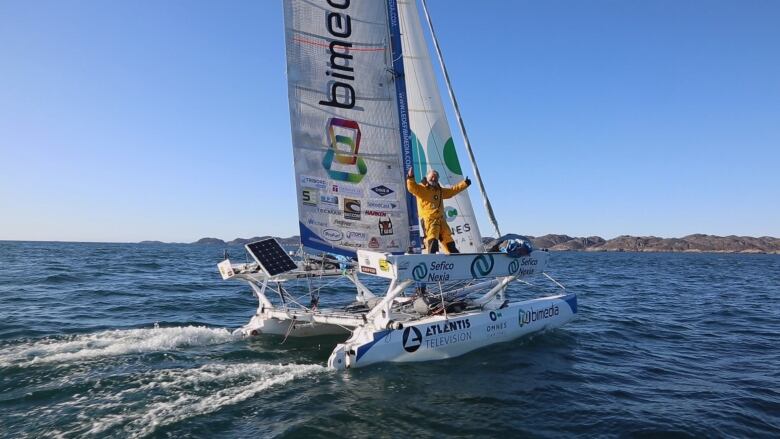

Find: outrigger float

[217,0,577,370]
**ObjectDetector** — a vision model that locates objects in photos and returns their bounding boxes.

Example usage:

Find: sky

[1,0,778,243]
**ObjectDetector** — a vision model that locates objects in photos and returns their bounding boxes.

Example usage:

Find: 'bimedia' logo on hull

[518,304,560,327]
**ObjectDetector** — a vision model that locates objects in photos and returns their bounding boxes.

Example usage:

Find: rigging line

[400,1,473,243]
[421,0,501,239]
[281,319,295,345]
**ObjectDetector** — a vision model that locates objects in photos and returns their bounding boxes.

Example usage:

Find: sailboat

[217,0,577,370]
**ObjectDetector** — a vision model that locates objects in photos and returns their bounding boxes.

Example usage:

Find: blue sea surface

[0,241,778,438]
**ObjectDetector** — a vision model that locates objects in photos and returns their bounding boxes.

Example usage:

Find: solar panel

[245,239,297,276]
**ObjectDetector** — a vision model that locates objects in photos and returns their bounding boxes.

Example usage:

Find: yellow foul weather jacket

[406,176,469,245]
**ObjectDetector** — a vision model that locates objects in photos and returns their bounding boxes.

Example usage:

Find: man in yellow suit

[406,168,471,254]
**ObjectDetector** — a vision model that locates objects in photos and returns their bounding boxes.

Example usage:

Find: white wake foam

[48,362,325,438]
[0,326,238,368]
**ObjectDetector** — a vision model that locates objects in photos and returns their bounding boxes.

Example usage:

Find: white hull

[235,312,350,338]
[328,293,577,369]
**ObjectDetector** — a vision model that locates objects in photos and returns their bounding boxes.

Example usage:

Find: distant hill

[157,234,778,254]
[526,234,779,254]
[192,237,226,245]
[226,236,301,246]
[227,236,269,246]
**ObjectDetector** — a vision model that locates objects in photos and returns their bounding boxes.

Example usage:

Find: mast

[420,0,502,239]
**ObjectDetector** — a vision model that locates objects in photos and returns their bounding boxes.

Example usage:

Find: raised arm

[441,177,471,199]
[406,168,426,198]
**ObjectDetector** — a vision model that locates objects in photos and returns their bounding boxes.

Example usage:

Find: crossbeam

[357,250,548,282]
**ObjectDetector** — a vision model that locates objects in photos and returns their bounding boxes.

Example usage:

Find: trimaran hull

[217,0,581,370]
[328,293,577,370]
[234,290,577,370]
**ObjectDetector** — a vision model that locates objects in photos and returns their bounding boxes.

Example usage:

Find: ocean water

[0,241,778,438]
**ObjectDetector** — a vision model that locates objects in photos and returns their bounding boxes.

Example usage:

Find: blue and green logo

[412,263,428,281]
[470,254,494,278]
[444,206,458,223]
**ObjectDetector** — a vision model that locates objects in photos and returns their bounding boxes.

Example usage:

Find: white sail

[397,0,485,252]
[283,0,420,256]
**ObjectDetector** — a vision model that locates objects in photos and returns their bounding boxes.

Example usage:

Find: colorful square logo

[322,118,367,183]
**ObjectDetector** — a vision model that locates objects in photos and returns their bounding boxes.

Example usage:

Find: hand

[407,168,414,179]
[465,177,472,186]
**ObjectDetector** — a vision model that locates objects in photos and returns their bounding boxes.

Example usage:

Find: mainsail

[284,0,419,257]
[397,0,485,252]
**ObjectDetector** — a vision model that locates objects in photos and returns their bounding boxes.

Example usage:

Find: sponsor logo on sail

[378,218,393,236]
[322,229,343,242]
[361,266,376,274]
[368,237,380,249]
[318,207,341,215]
[346,230,367,240]
[344,198,361,220]
[402,326,423,353]
[317,0,367,182]
[444,206,458,222]
[386,239,400,249]
[364,210,387,217]
[318,1,357,110]
[518,304,560,328]
[331,218,372,230]
[449,222,471,235]
[307,218,328,228]
[366,200,398,210]
[302,189,317,206]
[330,182,363,197]
[371,185,395,197]
[378,259,390,272]
[320,194,338,205]
[470,254,495,278]
[300,175,327,190]
[322,117,368,183]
